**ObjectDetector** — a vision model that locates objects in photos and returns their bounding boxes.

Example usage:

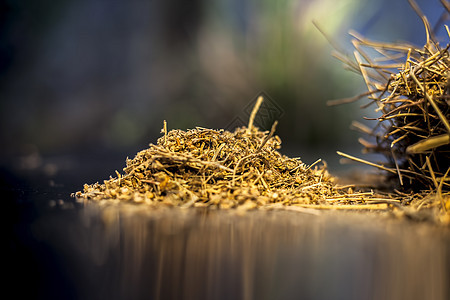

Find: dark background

[1,0,448,173]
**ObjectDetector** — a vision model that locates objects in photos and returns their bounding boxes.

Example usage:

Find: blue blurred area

[0,0,448,168]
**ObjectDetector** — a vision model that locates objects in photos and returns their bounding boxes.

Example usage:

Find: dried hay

[326,0,450,223]
[74,97,393,212]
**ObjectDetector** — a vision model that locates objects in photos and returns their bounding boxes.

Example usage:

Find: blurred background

[0,0,448,173]
[3,3,449,299]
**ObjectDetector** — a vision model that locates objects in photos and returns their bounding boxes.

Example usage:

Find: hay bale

[332,2,449,192]
[327,0,449,223]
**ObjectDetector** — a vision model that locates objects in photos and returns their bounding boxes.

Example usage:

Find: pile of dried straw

[75,98,390,211]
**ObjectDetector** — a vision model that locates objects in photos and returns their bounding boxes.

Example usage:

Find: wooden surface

[31,202,450,300]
